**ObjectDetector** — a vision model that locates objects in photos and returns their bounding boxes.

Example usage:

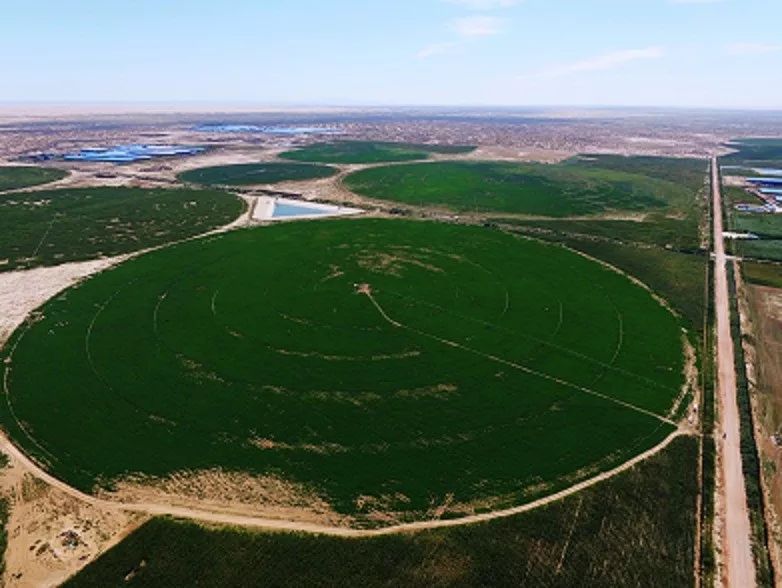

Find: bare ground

[0,258,122,348]
[0,452,144,588]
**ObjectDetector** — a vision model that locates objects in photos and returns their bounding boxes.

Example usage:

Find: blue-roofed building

[747,177,782,187]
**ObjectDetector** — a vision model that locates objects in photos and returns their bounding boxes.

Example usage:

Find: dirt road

[712,157,757,586]
[0,426,684,538]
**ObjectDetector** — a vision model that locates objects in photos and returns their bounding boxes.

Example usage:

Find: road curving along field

[1,219,686,528]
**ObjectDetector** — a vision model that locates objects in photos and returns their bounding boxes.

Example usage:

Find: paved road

[712,157,757,587]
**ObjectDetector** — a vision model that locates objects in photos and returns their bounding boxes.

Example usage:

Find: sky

[1,0,781,109]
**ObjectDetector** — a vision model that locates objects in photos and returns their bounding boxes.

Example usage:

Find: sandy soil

[0,258,121,349]
[100,469,348,528]
[711,157,756,587]
[0,452,144,588]
[451,145,573,163]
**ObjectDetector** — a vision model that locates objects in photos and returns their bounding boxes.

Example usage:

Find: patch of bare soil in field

[0,257,121,350]
[354,247,444,277]
[0,456,143,588]
[100,469,349,528]
[447,146,574,163]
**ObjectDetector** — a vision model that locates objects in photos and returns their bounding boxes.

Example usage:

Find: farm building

[747,177,782,188]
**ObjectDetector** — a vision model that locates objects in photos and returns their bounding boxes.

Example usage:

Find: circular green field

[280,141,475,164]
[2,219,684,526]
[0,187,244,271]
[344,161,682,217]
[0,165,68,191]
[177,162,338,186]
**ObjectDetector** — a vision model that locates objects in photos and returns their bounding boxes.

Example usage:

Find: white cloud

[450,15,506,37]
[443,0,521,9]
[529,47,665,78]
[417,42,459,59]
[726,42,782,56]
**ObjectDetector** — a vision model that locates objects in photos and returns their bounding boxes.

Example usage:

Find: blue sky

[2,0,780,108]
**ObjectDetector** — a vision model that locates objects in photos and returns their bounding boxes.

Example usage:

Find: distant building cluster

[746,176,782,211]
[26,144,205,163]
[725,171,782,214]
[194,124,342,135]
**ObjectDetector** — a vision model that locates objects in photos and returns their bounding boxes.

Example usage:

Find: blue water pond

[63,144,205,163]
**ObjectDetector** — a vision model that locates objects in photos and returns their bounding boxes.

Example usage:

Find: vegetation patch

[725,185,782,261]
[280,141,475,164]
[502,227,707,332]
[177,162,338,186]
[65,437,698,588]
[498,217,700,251]
[743,262,782,289]
[0,453,7,579]
[0,166,67,191]
[728,263,774,585]
[567,155,707,191]
[0,187,244,271]
[722,138,782,169]
[345,159,702,218]
[1,219,683,525]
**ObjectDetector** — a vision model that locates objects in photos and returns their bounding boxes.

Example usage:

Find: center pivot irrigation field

[1,219,685,527]
[0,187,244,271]
[0,165,68,192]
[280,141,476,164]
[177,162,338,186]
[344,160,696,217]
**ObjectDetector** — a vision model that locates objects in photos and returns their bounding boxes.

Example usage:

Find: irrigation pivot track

[711,157,756,587]
[0,425,684,538]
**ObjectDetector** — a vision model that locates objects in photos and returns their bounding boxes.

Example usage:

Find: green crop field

[743,261,782,289]
[730,214,782,239]
[177,162,337,186]
[0,187,244,271]
[497,217,700,251]
[280,141,475,164]
[344,159,700,217]
[1,219,684,526]
[566,154,707,193]
[726,192,782,261]
[0,454,7,579]
[503,227,707,332]
[722,138,782,169]
[66,437,698,588]
[0,165,68,191]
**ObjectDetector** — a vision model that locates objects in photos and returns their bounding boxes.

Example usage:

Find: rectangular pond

[273,202,337,218]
